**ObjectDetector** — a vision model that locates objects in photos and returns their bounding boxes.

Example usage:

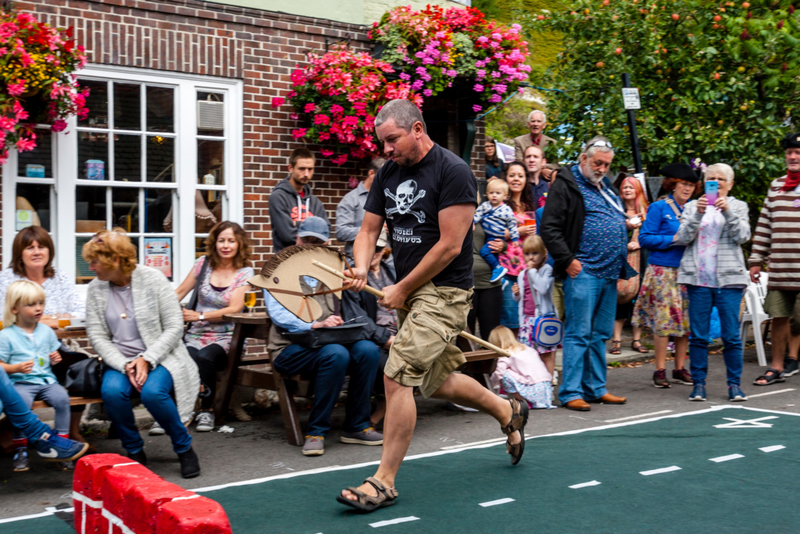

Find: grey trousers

[12,382,71,438]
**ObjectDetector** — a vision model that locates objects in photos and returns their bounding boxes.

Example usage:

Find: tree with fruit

[522,0,800,212]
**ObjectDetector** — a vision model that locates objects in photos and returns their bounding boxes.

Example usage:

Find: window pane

[112,188,139,233]
[17,129,52,178]
[197,139,224,185]
[147,86,174,133]
[114,134,141,182]
[194,190,223,234]
[145,189,173,233]
[79,80,108,128]
[195,237,206,259]
[75,236,138,284]
[16,183,51,231]
[76,186,107,233]
[197,91,224,137]
[114,83,140,130]
[78,131,108,180]
[147,135,174,182]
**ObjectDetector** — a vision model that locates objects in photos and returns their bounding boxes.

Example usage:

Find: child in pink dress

[489,326,555,409]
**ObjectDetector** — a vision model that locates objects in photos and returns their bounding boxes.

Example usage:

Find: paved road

[0,347,796,521]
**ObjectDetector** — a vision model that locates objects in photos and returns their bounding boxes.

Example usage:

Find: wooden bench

[31,397,102,410]
[215,313,501,446]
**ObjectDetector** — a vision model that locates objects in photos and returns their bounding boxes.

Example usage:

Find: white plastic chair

[739,273,770,367]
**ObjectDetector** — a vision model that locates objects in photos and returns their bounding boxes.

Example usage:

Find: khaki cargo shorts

[384,281,473,398]
[764,290,800,321]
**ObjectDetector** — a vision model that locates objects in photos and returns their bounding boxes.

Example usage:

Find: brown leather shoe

[587,393,627,405]
[563,399,591,411]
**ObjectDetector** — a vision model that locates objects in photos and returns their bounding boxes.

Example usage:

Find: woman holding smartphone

[175,221,254,432]
[674,163,751,401]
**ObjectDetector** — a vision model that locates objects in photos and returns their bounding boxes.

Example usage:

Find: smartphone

[705,180,719,206]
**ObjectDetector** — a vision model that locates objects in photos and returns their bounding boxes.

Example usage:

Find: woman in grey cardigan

[83,229,201,478]
[674,163,750,403]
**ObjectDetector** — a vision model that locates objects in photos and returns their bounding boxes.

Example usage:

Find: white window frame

[2,65,243,286]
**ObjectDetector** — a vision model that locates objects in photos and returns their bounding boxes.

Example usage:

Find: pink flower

[477,36,489,44]
[399,72,411,81]
[16,136,36,152]
[423,89,433,97]
[493,84,507,93]
[271,97,285,108]
[447,69,457,77]
[473,104,482,113]
[13,101,28,121]
[331,154,348,165]
[330,104,344,115]
[304,103,315,114]
[473,84,484,92]
[291,128,308,140]
[290,113,299,120]
[51,120,68,132]
[489,94,502,103]
[7,80,25,97]
[476,69,486,79]
[318,132,330,141]
[321,149,334,157]
[0,117,16,131]
[314,114,331,126]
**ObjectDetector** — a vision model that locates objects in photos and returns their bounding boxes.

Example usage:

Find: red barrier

[156,496,232,534]
[73,455,231,534]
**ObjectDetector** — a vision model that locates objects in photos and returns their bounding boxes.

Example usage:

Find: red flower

[291,128,308,140]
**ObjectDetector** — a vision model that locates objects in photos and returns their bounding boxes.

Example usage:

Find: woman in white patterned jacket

[674,163,751,403]
[83,229,201,479]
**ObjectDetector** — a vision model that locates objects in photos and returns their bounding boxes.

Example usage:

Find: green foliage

[519,0,800,219]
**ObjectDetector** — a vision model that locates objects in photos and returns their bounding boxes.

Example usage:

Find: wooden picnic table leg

[214,322,248,424]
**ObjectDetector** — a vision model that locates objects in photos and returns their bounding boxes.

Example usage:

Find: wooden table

[55,327,87,339]
[214,313,273,425]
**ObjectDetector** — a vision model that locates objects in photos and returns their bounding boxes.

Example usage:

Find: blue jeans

[0,367,52,441]
[560,270,617,404]
[101,366,192,455]
[478,241,501,270]
[501,275,519,329]
[686,285,744,386]
[273,340,380,437]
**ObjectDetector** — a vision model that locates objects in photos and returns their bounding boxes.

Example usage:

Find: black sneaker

[13,448,29,472]
[783,358,799,377]
[33,432,89,462]
[178,447,200,479]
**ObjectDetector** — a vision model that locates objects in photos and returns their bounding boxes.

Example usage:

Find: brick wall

[13,0,484,271]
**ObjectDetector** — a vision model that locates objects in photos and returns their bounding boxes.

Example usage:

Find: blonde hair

[488,326,525,353]
[486,178,509,195]
[4,280,46,327]
[81,228,138,275]
[522,234,546,256]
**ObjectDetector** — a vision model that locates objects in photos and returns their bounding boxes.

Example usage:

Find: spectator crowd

[1,104,799,492]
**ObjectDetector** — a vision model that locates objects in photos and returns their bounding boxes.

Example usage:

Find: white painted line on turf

[604,410,673,423]
[440,435,531,450]
[479,498,515,507]
[370,516,420,528]
[709,454,744,463]
[640,466,681,476]
[747,388,795,398]
[760,445,786,453]
[569,480,601,489]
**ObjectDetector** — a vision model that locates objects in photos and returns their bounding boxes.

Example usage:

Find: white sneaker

[149,421,166,436]
[195,412,215,432]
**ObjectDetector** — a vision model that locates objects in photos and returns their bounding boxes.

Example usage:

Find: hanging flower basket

[274,5,530,164]
[0,8,89,164]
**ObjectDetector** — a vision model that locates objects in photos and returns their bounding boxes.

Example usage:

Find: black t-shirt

[364,143,477,289]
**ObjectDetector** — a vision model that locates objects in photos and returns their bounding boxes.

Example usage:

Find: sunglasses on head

[586,140,614,150]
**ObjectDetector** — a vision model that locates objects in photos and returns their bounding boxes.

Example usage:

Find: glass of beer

[244,289,258,316]
[58,318,71,328]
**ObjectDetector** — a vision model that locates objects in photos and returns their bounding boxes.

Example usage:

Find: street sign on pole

[622,88,641,110]
[622,73,643,174]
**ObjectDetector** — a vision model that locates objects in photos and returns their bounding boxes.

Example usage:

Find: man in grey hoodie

[268,147,330,253]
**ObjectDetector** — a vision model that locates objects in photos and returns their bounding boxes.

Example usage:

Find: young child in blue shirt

[474,179,520,282]
[0,280,70,472]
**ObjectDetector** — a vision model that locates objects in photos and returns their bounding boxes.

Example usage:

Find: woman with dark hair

[499,161,537,332]
[0,226,87,442]
[0,226,85,325]
[633,163,699,388]
[175,221,254,432]
[484,137,503,180]
[84,229,201,478]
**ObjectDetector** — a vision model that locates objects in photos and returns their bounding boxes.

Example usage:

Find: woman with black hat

[632,163,698,388]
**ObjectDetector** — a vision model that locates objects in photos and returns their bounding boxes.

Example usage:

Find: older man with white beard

[541,137,634,411]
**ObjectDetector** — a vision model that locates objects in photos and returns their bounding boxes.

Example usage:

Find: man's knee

[318,345,351,372]
[351,341,380,366]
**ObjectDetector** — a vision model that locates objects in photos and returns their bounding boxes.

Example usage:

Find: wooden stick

[312,260,511,358]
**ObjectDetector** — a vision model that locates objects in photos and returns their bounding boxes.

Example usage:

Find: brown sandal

[501,399,529,465]
[632,339,650,353]
[609,340,622,355]
[337,476,398,513]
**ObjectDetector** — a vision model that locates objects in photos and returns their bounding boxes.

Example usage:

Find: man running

[338,99,528,513]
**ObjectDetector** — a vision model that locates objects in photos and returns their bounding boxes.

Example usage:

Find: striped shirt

[474,201,520,241]
[748,175,800,290]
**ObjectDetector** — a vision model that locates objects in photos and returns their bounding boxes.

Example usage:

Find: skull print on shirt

[385,179,426,223]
